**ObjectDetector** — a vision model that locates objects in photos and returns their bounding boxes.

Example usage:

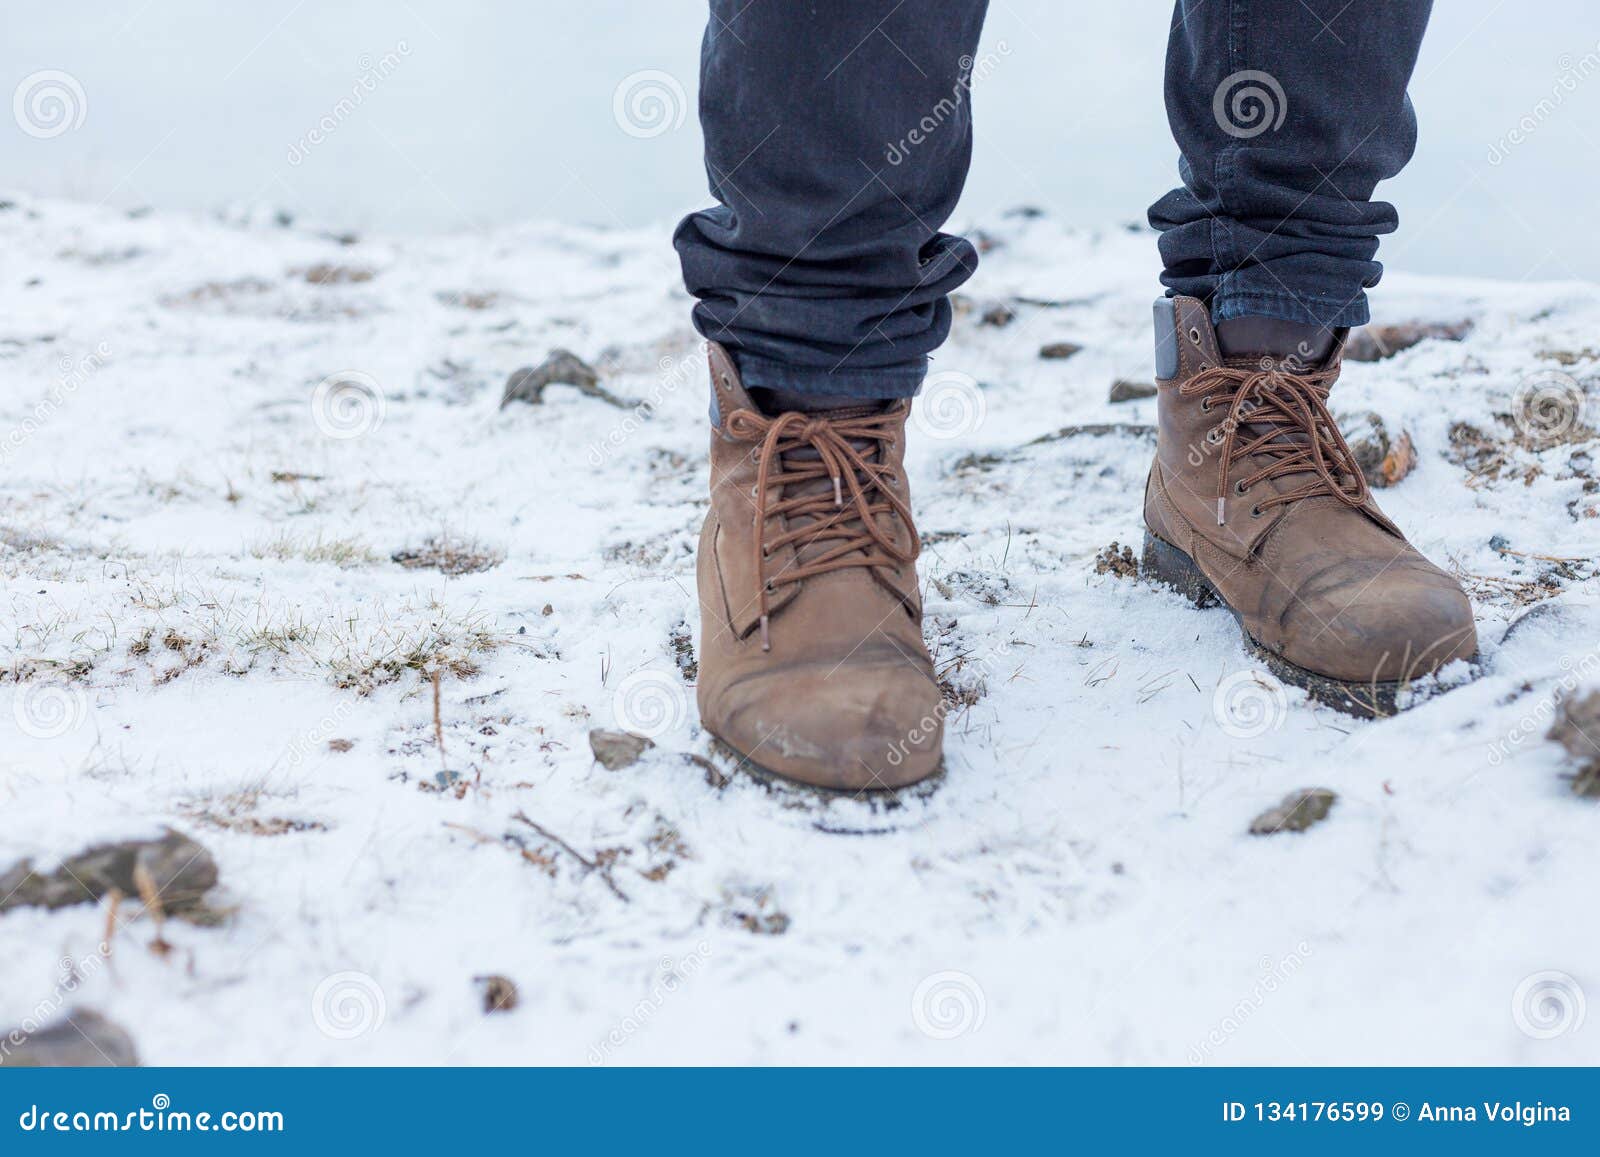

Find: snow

[1,195,1596,1065]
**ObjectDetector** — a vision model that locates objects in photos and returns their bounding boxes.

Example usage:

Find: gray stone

[1,1009,139,1067]
[1108,379,1157,403]
[1249,788,1337,835]
[588,728,654,771]
[0,830,218,915]
[501,349,629,409]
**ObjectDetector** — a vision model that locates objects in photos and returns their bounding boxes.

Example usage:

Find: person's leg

[1141,1,1478,718]
[1149,0,1433,330]
[675,0,990,403]
[685,1,990,789]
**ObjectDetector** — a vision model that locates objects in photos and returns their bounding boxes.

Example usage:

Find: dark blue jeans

[675,0,1432,399]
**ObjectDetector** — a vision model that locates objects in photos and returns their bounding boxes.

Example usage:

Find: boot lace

[723,407,917,651]
[1180,361,1368,526]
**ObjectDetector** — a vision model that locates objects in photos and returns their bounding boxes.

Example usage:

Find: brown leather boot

[696,344,943,790]
[1141,297,1477,717]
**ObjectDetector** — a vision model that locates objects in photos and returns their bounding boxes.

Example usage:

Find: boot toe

[1284,566,1477,684]
[712,662,944,791]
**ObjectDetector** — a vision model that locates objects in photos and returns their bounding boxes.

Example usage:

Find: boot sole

[1140,529,1470,720]
[708,737,946,807]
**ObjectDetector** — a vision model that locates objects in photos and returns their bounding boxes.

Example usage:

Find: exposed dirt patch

[1093,541,1138,579]
[391,534,505,576]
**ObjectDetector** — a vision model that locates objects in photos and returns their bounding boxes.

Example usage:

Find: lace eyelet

[763,581,775,592]
[1200,398,1213,412]
[1234,480,1248,495]
[1249,505,1263,519]
[1188,326,1203,345]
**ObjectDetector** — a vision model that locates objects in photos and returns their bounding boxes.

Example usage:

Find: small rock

[1249,788,1337,835]
[1,1009,139,1067]
[1344,320,1471,362]
[475,974,519,1014]
[1549,691,1600,798]
[501,350,629,409]
[327,738,354,753]
[1039,341,1082,361]
[0,830,218,915]
[979,303,1017,328]
[1108,379,1157,403]
[1342,412,1417,488]
[589,728,654,771]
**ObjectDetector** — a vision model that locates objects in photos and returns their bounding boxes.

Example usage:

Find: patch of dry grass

[250,531,380,569]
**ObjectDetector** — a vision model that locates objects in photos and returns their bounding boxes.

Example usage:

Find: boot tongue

[1212,322,1350,492]
[1216,316,1336,369]
[752,396,897,569]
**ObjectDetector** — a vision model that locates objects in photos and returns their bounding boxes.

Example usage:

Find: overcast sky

[4,1,1597,285]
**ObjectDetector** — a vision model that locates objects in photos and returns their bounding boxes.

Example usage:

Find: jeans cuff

[1209,291,1371,330]
[733,350,926,400]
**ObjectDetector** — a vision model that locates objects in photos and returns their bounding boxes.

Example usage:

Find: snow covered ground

[1,195,1596,1066]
